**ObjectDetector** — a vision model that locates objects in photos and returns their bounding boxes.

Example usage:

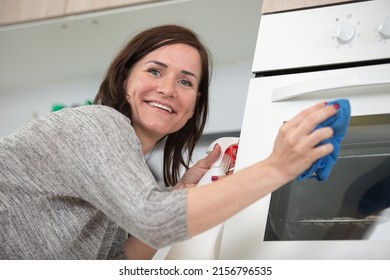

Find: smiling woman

[123,44,201,155]
[0,24,338,260]
[0,24,212,260]
[95,25,212,186]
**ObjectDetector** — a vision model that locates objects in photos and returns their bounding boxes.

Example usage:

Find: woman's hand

[266,101,338,182]
[174,144,222,189]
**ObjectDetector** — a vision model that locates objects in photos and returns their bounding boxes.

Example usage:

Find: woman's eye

[179,79,193,87]
[147,68,160,76]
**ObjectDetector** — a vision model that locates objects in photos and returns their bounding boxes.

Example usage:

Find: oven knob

[336,20,356,44]
[379,15,390,39]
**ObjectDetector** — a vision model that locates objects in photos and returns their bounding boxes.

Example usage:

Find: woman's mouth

[146,101,174,113]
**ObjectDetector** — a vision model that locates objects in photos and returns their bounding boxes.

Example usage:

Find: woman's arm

[186,102,337,236]
[124,236,157,260]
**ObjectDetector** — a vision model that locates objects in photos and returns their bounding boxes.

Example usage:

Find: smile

[146,101,174,113]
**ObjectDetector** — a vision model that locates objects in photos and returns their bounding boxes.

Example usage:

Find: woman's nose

[158,77,176,97]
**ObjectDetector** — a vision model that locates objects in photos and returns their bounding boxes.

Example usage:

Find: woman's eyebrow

[147,60,198,80]
[181,70,198,80]
[147,60,167,68]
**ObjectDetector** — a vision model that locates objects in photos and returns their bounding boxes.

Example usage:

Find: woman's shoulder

[23,105,136,144]
[64,104,127,122]
[52,105,131,130]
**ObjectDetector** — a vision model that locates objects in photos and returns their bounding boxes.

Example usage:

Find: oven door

[219,63,390,259]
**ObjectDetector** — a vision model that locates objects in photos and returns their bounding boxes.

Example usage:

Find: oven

[219,0,390,259]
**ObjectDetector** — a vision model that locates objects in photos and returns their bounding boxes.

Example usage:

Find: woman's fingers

[283,102,326,130]
[298,127,334,163]
[282,102,338,149]
[194,144,222,170]
[270,101,339,179]
[299,103,338,135]
[174,144,222,189]
[286,102,337,134]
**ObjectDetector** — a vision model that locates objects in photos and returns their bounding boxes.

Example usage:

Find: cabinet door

[0,0,158,25]
[0,0,67,25]
[261,0,356,14]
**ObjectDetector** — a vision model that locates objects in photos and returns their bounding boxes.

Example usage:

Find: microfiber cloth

[297,99,351,181]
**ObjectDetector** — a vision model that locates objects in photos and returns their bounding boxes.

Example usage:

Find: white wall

[207,60,253,134]
[0,78,99,137]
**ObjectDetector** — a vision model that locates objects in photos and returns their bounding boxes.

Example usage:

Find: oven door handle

[271,70,390,102]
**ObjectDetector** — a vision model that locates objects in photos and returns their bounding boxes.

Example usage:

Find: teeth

[147,102,173,113]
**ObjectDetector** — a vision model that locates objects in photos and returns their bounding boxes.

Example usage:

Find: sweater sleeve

[2,105,189,249]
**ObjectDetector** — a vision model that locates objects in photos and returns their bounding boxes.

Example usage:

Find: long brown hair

[94,24,212,186]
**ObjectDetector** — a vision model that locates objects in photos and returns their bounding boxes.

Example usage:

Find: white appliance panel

[253,0,390,72]
[219,63,390,259]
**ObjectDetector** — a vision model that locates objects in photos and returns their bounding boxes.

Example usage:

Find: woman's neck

[134,128,162,156]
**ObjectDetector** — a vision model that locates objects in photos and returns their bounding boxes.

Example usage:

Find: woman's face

[124,43,201,146]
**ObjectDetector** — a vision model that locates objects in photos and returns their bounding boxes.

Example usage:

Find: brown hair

[94,24,212,186]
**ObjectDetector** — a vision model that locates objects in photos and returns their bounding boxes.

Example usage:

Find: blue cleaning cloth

[297,99,351,181]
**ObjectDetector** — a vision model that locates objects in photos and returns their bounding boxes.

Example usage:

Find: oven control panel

[332,9,390,47]
[253,0,390,72]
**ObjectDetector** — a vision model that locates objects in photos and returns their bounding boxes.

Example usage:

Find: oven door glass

[265,114,390,241]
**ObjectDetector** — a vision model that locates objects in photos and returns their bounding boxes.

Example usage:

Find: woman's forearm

[124,236,157,260]
[186,159,285,236]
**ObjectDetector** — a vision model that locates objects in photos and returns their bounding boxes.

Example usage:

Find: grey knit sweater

[0,105,188,259]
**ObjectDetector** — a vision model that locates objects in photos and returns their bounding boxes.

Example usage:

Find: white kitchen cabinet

[0,0,159,25]
[0,0,67,25]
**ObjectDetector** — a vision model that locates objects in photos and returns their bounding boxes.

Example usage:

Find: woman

[0,25,337,259]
